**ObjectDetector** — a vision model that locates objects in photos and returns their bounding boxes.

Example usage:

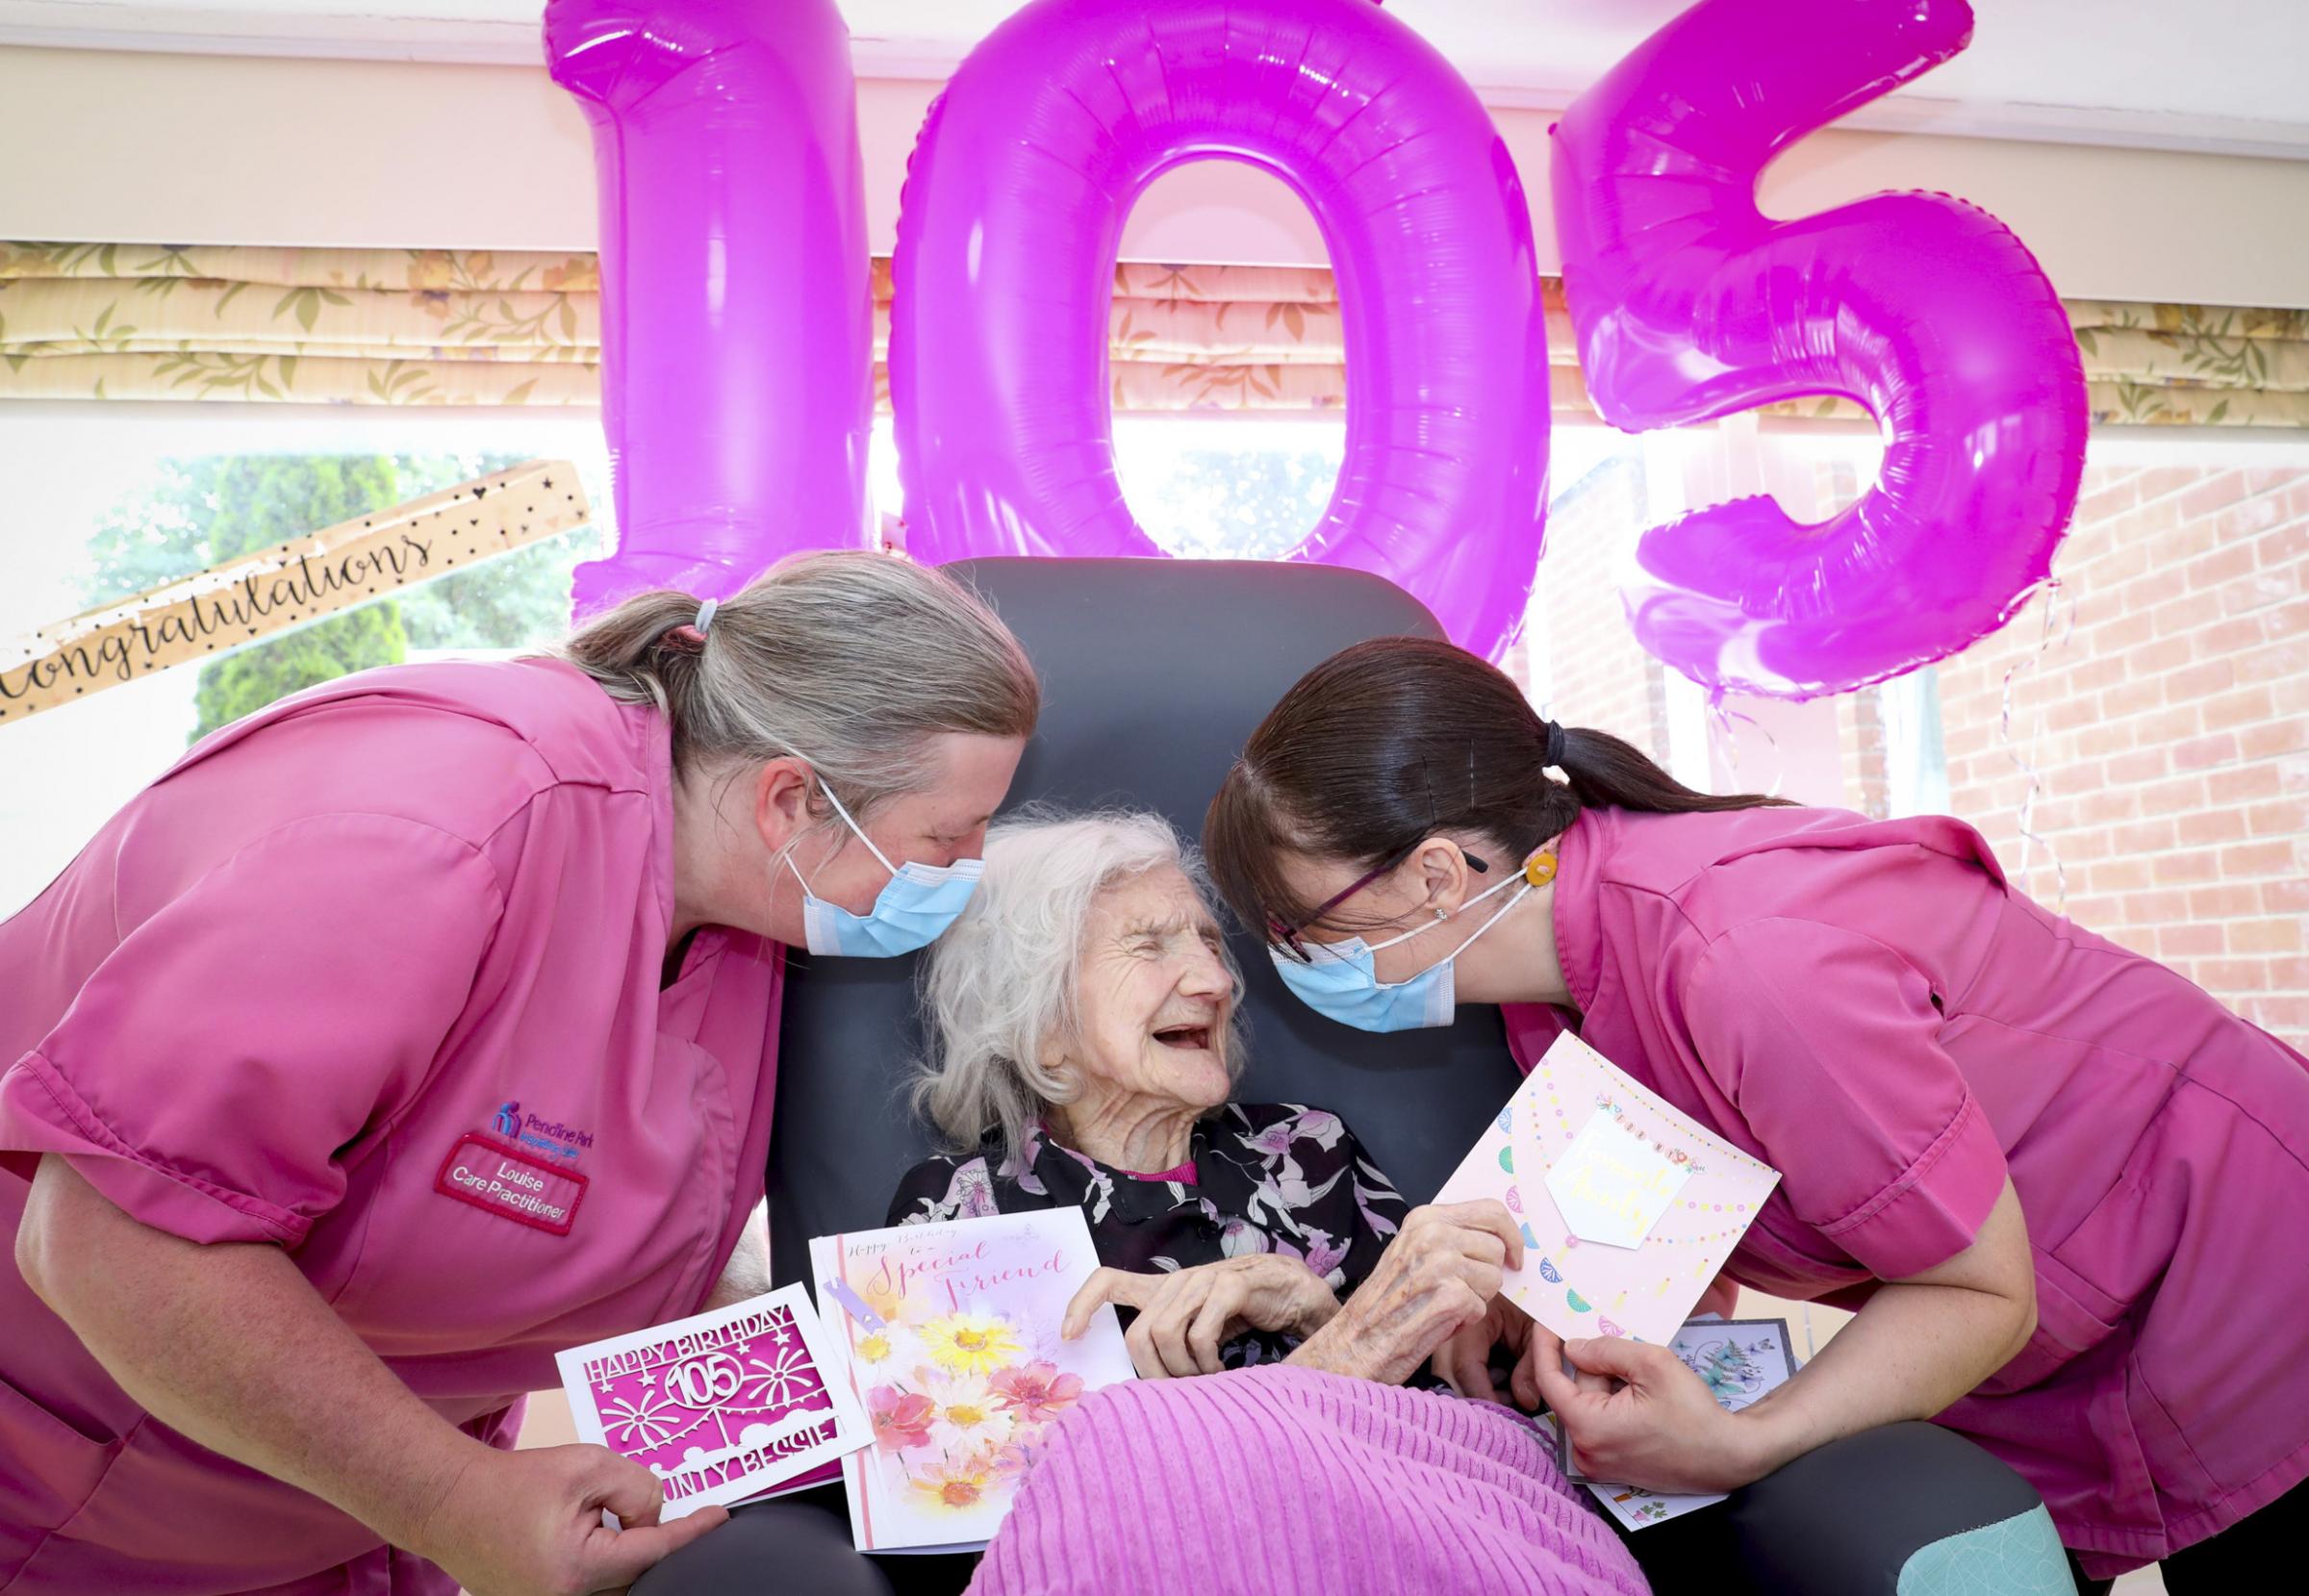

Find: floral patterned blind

[0,241,2301,428]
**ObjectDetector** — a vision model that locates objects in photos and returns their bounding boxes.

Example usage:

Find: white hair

[912,809,1248,1165]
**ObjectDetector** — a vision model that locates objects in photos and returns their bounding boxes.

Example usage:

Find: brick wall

[1522,448,2307,1048]
[1932,464,2309,1048]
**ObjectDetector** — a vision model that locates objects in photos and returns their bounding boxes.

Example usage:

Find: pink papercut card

[809,1207,1137,1554]
[554,1284,869,1522]
[1436,1031,1781,1345]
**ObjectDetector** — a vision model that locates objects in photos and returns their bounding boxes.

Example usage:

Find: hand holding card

[1540,1317,1801,1532]
[1537,1329,1755,1495]
[554,1286,871,1522]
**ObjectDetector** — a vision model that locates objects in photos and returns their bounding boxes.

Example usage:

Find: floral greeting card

[554,1285,870,1521]
[1435,1031,1781,1345]
[808,1207,1137,1554]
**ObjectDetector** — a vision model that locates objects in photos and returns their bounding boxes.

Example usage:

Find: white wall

[2,46,2306,308]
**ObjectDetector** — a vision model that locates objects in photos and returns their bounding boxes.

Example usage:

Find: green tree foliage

[387,452,604,652]
[82,451,607,744]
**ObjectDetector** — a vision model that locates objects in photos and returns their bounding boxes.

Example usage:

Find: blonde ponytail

[562,550,1039,822]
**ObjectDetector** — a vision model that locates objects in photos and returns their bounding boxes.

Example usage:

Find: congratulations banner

[0,459,590,726]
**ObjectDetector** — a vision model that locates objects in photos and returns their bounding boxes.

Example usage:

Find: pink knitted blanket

[969,1365,1650,1595]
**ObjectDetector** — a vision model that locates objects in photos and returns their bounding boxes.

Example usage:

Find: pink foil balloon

[888,0,1551,661]
[1552,0,2087,700]
[546,0,873,614]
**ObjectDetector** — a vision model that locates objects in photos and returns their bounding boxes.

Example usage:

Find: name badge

[434,1132,589,1237]
[1544,1110,1689,1251]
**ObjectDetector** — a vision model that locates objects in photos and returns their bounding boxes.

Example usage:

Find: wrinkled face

[1061,864,1235,1117]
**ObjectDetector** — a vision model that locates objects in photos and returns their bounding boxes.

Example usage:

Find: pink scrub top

[0,658,785,1595]
[1503,803,2309,1578]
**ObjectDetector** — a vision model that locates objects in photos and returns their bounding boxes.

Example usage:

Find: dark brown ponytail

[1204,636,1789,936]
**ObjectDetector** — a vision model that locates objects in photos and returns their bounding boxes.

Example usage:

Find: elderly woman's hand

[1062,1256,1340,1378]
[1430,1291,1537,1406]
[1284,1201,1522,1387]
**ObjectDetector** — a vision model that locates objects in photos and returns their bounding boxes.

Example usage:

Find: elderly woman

[894,811,1650,1596]
[893,809,1428,1379]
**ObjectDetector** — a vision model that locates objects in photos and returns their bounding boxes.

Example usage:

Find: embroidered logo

[435,1132,589,1236]
[487,1102,596,1166]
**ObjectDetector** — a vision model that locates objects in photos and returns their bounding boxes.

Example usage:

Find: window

[0,407,617,917]
[12,407,2308,1052]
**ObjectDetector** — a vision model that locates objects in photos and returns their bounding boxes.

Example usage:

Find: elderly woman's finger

[1186,1279,1245,1374]
[1124,1313,1169,1380]
[1427,1200,1524,1271]
[1137,1275,1216,1380]
[1429,1311,1498,1404]
[1062,1267,1153,1340]
[1510,1323,1549,1410]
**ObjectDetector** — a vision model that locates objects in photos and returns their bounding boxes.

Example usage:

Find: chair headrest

[767,558,1520,1280]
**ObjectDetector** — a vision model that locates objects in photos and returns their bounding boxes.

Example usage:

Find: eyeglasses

[1265,841,1489,964]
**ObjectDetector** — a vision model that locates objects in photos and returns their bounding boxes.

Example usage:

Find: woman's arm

[1535,1178,2037,1493]
[15,1155,723,1596]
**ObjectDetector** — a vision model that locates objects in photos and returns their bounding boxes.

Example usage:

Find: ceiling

[1,0,2303,157]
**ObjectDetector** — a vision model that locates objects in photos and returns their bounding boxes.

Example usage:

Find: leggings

[1605,1421,2067,1596]
[2068,1474,2307,1596]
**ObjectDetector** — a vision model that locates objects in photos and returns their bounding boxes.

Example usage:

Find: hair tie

[1543,720,1568,768]
[695,596,720,634]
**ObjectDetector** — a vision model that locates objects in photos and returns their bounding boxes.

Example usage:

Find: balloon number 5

[887,0,1552,663]
[1552,0,2087,701]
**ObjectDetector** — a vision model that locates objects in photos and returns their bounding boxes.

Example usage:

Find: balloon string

[1705,702,1787,800]
[1997,576,2074,914]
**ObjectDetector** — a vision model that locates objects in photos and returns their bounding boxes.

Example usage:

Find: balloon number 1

[546,0,874,615]
[549,0,2082,695]
[1552,0,2087,700]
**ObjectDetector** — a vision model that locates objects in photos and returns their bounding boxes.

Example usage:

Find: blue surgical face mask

[785,779,983,958]
[1269,870,1530,1032]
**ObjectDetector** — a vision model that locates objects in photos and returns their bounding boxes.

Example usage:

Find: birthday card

[554,1285,870,1521]
[1436,1031,1781,1345]
[808,1207,1137,1554]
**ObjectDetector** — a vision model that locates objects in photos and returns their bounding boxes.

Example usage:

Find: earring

[1434,907,1448,922]
[1523,849,1559,887]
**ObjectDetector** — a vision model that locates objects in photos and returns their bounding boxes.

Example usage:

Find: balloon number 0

[889,0,1551,662]
[551,0,2083,697]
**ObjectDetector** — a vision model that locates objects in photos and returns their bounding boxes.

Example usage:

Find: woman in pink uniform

[0,551,1039,1596]
[1204,636,2309,1592]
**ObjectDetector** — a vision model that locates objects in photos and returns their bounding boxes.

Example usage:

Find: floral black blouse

[889,1102,1412,1372]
